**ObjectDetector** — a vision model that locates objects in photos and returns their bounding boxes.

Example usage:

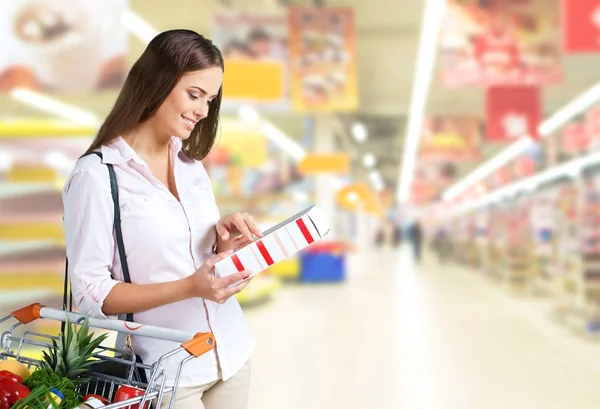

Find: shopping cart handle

[182,333,214,358]
[9,304,216,353]
[11,303,42,324]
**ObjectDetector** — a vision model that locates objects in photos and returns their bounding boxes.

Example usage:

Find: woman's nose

[194,107,208,120]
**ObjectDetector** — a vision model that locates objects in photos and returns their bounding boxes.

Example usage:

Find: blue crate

[299,244,345,283]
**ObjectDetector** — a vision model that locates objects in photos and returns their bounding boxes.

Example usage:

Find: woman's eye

[188,93,199,100]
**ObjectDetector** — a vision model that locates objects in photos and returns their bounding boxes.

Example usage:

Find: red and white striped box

[215,204,330,286]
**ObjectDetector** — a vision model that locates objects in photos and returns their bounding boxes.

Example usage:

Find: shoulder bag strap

[63,151,134,330]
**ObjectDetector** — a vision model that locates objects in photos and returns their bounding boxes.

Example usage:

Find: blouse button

[144,196,150,202]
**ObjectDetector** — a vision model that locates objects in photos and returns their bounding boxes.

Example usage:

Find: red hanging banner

[485,85,541,142]
[562,0,600,53]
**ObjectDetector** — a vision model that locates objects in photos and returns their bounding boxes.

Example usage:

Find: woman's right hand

[188,250,253,304]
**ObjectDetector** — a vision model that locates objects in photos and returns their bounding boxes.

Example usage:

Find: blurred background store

[3,0,600,408]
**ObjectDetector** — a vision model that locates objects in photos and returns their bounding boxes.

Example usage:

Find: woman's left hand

[216,212,264,252]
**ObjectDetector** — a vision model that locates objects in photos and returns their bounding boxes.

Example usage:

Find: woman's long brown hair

[87,29,224,160]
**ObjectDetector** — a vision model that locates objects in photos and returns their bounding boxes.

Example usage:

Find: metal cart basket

[1,303,215,409]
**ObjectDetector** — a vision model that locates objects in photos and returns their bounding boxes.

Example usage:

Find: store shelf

[0,182,60,198]
[267,257,300,280]
[237,275,281,306]
[0,241,65,293]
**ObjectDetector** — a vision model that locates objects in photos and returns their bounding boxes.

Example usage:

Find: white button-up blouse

[62,136,255,387]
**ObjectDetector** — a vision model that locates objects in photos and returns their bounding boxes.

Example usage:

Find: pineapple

[41,316,108,384]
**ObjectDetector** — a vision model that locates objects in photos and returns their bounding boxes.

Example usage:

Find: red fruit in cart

[0,370,23,384]
[9,382,30,403]
[0,378,30,404]
[0,383,10,409]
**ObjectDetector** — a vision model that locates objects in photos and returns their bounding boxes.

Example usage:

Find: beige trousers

[160,360,251,409]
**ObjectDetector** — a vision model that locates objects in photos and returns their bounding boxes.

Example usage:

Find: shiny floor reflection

[245,246,600,409]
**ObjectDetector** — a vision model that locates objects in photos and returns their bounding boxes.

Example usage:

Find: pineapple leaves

[41,315,109,383]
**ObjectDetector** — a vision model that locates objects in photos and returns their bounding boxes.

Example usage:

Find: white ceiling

[2,0,600,196]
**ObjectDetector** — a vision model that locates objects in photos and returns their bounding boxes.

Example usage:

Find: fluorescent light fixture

[235,105,306,161]
[449,151,600,217]
[122,9,158,44]
[0,151,14,172]
[443,137,534,200]
[10,88,99,125]
[373,179,385,192]
[362,153,376,168]
[444,80,600,202]
[397,0,447,203]
[43,150,75,171]
[351,122,367,143]
[238,105,260,123]
[538,82,600,135]
[369,170,381,182]
[260,122,306,161]
[369,169,385,192]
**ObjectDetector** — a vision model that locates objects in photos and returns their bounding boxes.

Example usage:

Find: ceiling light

[396,0,447,204]
[443,137,533,201]
[260,123,306,162]
[368,169,385,192]
[0,151,14,172]
[373,178,385,192]
[538,82,600,135]
[238,105,260,123]
[236,105,306,162]
[10,88,99,125]
[121,9,158,44]
[351,123,367,143]
[362,153,376,168]
[347,192,359,203]
[369,170,381,182]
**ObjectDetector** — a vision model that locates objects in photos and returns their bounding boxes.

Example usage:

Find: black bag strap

[63,151,134,332]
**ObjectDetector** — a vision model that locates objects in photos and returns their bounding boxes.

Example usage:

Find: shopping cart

[0,303,216,409]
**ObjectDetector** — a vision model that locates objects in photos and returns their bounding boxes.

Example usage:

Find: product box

[215,204,330,286]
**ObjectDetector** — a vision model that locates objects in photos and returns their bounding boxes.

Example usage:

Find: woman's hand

[188,250,253,304]
[216,212,264,252]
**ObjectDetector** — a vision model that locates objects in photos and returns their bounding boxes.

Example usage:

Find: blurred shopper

[63,30,261,409]
[408,221,424,263]
[393,223,403,247]
[432,227,452,264]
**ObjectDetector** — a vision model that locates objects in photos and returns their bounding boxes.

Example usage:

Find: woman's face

[153,66,223,140]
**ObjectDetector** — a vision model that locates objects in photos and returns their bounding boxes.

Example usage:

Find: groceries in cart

[1,303,216,409]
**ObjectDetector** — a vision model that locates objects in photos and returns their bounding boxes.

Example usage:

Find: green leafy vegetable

[22,368,80,409]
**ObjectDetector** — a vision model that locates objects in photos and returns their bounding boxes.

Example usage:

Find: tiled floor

[245,246,600,409]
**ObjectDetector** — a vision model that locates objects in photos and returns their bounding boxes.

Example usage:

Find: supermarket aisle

[245,246,600,409]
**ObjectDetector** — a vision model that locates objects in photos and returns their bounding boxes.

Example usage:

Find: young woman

[62,29,261,409]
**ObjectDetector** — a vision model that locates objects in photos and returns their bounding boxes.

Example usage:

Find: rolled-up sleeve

[62,163,120,319]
